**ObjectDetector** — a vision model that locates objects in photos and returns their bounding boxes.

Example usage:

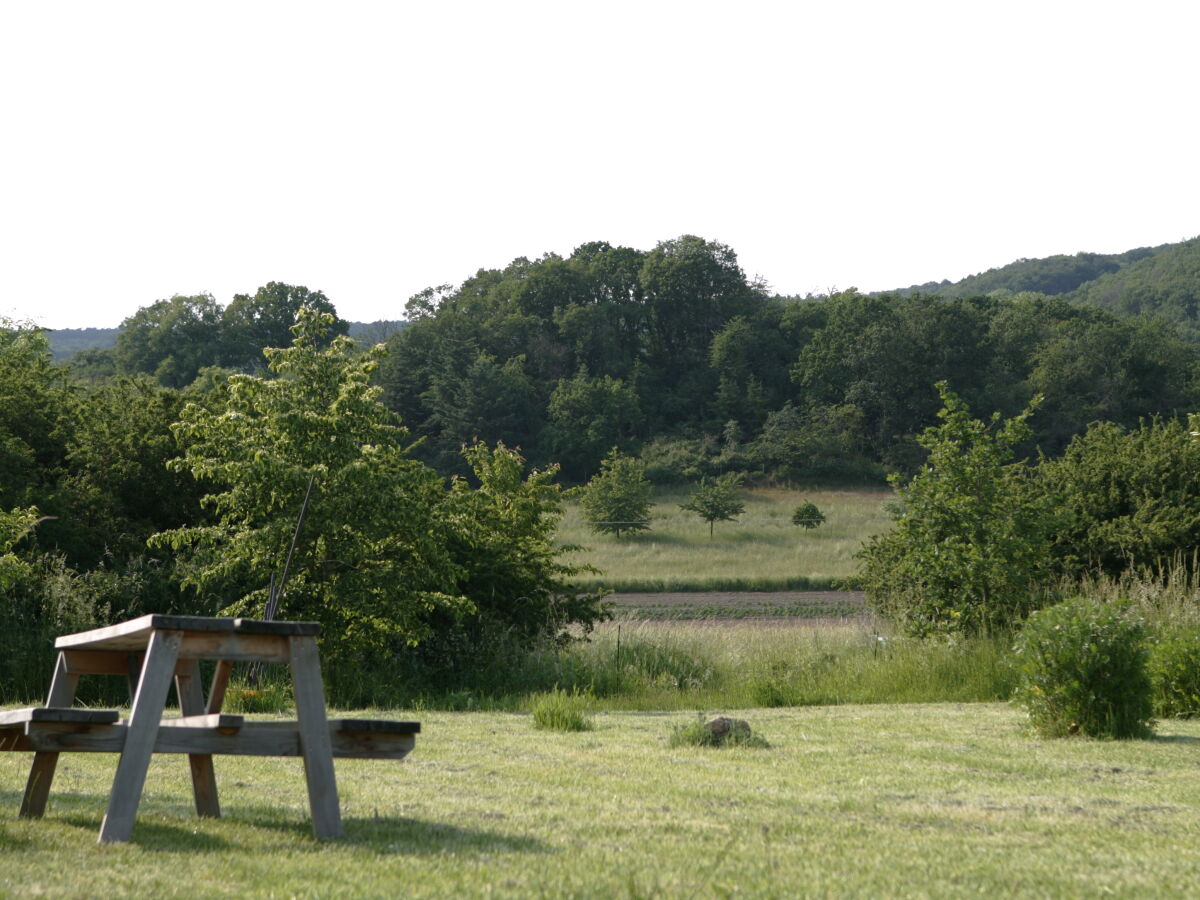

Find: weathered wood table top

[1,614,418,844]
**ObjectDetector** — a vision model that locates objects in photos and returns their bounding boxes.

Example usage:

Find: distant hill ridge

[886,234,1200,335]
[46,320,404,361]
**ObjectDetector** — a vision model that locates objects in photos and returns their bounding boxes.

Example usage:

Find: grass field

[3,704,1200,897]
[558,486,894,592]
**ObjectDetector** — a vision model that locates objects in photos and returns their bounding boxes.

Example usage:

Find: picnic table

[0,614,419,843]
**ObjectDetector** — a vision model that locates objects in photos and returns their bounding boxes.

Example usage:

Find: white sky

[2,1,1198,329]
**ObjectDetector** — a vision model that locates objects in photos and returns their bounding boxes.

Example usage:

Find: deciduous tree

[578,449,653,539]
[680,473,745,537]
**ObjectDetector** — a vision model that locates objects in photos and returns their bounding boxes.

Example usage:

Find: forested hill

[46,319,403,361]
[889,236,1200,335]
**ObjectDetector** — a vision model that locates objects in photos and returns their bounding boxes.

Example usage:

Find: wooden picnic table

[0,614,419,843]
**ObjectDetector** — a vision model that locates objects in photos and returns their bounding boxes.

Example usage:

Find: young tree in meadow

[791,501,825,529]
[857,383,1055,636]
[578,449,652,539]
[681,473,745,537]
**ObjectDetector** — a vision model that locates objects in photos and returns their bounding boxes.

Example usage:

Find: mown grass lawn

[4,704,1200,897]
[559,486,894,592]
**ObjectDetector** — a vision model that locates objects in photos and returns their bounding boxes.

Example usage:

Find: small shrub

[530,687,594,732]
[791,501,826,529]
[669,715,769,749]
[1149,628,1200,719]
[1013,597,1153,739]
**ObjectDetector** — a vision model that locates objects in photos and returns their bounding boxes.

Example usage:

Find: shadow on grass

[41,809,547,856]
[1150,733,1200,746]
[51,814,236,851]
[340,816,549,855]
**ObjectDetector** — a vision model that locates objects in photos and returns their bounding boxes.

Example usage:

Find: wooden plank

[9,722,416,760]
[175,632,291,663]
[206,659,234,714]
[288,635,341,839]
[20,653,79,818]
[175,658,221,818]
[0,707,120,726]
[61,649,130,676]
[99,629,182,843]
[329,731,417,760]
[329,719,421,735]
[57,615,319,651]
[157,713,244,730]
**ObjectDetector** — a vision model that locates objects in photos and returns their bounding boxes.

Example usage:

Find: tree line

[371,235,1199,484]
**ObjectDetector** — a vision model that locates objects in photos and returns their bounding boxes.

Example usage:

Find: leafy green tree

[221,282,346,371]
[791,501,825,529]
[113,294,224,388]
[61,376,207,566]
[858,384,1054,636]
[0,320,79,558]
[578,449,653,539]
[151,309,469,656]
[545,369,641,481]
[440,442,607,640]
[680,473,745,537]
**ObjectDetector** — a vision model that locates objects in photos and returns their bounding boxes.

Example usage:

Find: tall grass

[359,618,1016,712]
[558,486,893,592]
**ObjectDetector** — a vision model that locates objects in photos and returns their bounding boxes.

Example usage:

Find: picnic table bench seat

[0,707,419,759]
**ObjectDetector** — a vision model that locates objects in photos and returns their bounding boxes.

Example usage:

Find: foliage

[791,500,825,529]
[1148,627,1200,719]
[545,369,641,481]
[439,441,608,643]
[1039,417,1200,576]
[220,282,346,371]
[577,449,652,539]
[151,309,469,658]
[529,687,594,732]
[858,384,1054,636]
[1013,596,1154,739]
[112,294,224,388]
[111,284,346,387]
[0,505,37,591]
[679,473,745,537]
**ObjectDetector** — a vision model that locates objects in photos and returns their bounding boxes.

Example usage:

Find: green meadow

[559,487,894,592]
[3,704,1200,898]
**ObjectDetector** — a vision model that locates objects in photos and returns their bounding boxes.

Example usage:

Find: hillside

[888,236,1200,334]
[1068,237,1200,329]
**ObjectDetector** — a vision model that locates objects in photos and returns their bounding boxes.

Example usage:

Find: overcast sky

[2,1,1198,330]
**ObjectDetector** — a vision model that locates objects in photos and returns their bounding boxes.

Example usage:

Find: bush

[1013,597,1153,738]
[1149,627,1200,719]
[530,687,594,732]
[858,384,1054,636]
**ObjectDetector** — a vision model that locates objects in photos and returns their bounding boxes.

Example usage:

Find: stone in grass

[670,714,768,748]
[704,716,752,742]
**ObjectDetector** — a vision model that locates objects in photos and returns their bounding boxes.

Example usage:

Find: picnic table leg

[175,658,220,818]
[288,635,341,840]
[20,652,79,818]
[206,658,234,714]
[98,629,182,844]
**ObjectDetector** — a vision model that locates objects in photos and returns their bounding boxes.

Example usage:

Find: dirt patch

[606,590,867,622]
